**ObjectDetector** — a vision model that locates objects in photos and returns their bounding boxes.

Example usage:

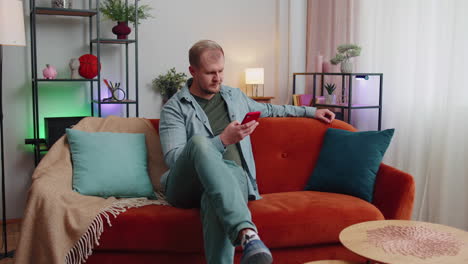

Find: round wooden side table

[339,220,468,264]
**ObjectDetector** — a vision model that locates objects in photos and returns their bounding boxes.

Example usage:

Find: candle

[315,54,323,73]
[323,61,331,73]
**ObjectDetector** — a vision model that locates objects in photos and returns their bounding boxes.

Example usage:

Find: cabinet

[293,73,383,130]
[26,1,140,165]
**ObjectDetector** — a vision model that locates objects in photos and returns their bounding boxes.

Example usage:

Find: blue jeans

[165,135,257,264]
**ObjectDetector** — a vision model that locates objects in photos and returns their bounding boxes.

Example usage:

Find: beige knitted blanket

[14,116,169,264]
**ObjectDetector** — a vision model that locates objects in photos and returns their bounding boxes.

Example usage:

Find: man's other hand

[220,120,259,146]
[314,109,335,124]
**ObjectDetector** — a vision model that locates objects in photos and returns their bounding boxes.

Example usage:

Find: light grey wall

[2,0,306,219]
[288,0,307,95]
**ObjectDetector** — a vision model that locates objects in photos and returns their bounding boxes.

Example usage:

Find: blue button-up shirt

[159,80,316,200]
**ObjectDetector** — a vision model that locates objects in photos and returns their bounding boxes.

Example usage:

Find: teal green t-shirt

[192,92,244,168]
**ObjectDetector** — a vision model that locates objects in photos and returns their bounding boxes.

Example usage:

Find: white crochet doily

[366,225,464,259]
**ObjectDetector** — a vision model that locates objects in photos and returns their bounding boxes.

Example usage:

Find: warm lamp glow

[0,0,26,46]
[245,68,264,85]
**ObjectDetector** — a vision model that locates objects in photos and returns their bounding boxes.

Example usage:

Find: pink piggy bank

[42,64,57,79]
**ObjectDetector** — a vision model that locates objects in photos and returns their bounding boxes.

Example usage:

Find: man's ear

[189,65,196,77]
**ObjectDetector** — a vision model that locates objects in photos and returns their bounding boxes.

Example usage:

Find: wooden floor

[0,220,21,264]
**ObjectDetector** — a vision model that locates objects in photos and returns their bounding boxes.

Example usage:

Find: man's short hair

[189,40,224,68]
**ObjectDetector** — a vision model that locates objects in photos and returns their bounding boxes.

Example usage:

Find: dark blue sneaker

[240,239,273,264]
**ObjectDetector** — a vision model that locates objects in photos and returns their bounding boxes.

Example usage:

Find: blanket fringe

[65,193,169,264]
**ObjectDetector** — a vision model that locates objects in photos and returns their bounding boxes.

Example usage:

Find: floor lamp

[0,0,26,259]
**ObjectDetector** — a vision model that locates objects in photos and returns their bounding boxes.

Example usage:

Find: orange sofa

[87,117,415,264]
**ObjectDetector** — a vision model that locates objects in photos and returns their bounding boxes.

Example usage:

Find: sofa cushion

[250,191,385,249]
[250,118,357,194]
[97,204,205,252]
[305,128,395,202]
[66,129,157,199]
[95,191,384,252]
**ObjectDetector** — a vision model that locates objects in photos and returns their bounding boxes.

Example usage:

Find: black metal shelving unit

[293,72,383,131]
[26,0,140,165]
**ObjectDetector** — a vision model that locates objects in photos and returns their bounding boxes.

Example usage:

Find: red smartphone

[241,111,261,125]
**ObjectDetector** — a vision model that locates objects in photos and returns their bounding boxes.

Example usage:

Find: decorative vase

[340,60,353,73]
[325,94,336,105]
[42,64,57,79]
[162,88,178,104]
[112,22,131,40]
[51,0,72,8]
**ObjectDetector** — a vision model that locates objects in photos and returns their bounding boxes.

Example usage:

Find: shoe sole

[241,250,273,264]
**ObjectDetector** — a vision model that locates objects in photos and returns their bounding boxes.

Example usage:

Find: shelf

[29,1,140,165]
[34,7,97,17]
[92,99,137,104]
[250,96,274,100]
[39,146,49,152]
[91,39,136,44]
[35,78,98,82]
[24,138,46,144]
[294,72,383,76]
[250,96,274,104]
[314,103,381,109]
[24,138,48,152]
[293,72,383,131]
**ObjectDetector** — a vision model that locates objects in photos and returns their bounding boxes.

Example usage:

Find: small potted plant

[324,83,337,105]
[100,0,152,39]
[330,44,361,73]
[152,68,187,104]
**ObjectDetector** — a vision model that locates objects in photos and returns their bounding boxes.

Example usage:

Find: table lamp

[245,68,264,97]
[0,0,26,259]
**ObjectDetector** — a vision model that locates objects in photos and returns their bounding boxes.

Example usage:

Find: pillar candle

[323,61,331,73]
[315,54,323,73]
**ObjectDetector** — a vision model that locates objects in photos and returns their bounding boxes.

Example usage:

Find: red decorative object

[112,21,131,40]
[78,54,100,79]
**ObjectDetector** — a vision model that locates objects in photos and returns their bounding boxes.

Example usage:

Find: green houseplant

[330,44,362,73]
[324,83,337,104]
[100,0,152,39]
[152,68,188,103]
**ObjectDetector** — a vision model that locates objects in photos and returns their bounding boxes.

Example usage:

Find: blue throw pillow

[304,128,395,202]
[66,129,156,199]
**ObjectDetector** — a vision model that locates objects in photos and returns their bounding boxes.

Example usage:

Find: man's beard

[199,80,221,95]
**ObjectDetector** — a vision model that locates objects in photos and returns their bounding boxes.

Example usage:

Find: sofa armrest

[372,163,415,220]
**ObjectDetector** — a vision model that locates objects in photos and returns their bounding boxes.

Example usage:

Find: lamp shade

[0,0,26,46]
[245,68,264,85]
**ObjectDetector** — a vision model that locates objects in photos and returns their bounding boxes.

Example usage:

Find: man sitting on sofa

[159,40,335,264]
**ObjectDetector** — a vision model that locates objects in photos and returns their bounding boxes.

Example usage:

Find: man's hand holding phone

[241,111,261,125]
[220,112,260,146]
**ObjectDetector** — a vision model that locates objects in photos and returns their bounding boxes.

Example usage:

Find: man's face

[189,49,224,98]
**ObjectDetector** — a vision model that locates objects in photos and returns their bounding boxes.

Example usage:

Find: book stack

[293,94,325,106]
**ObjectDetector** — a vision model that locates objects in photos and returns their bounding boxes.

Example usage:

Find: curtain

[307,0,468,230]
[306,0,358,76]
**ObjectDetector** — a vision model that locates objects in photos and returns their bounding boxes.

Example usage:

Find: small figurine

[69,58,80,79]
[42,64,57,79]
[52,0,72,8]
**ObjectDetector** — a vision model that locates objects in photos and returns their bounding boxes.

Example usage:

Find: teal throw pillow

[304,128,395,202]
[66,129,156,199]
